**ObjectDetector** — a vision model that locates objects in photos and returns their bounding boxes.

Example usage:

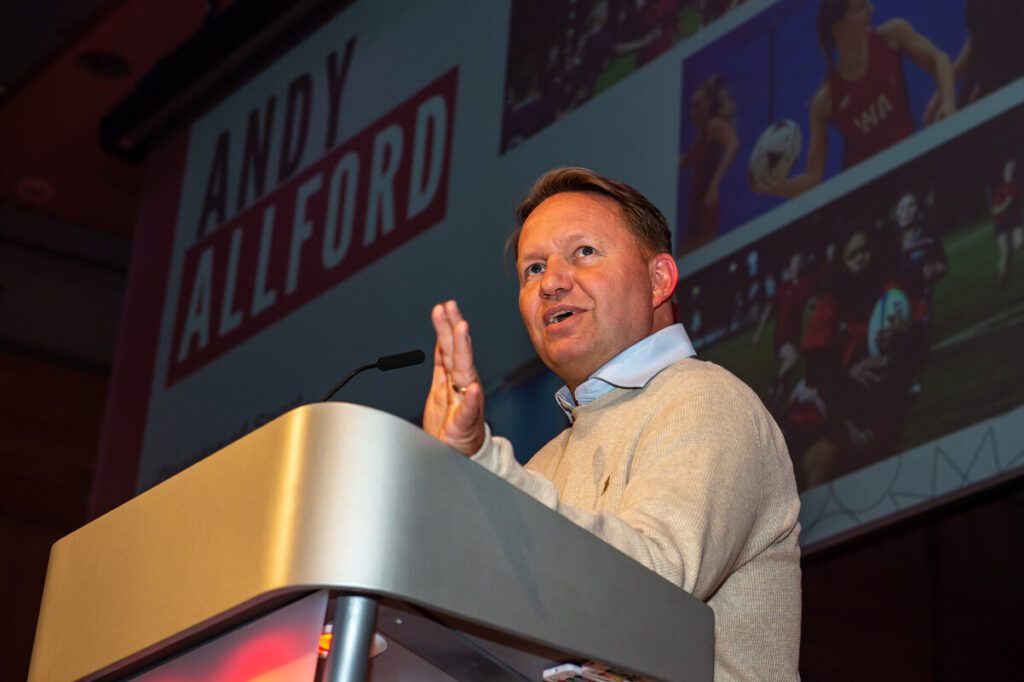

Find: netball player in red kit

[755,0,955,198]
[796,227,917,487]
[678,73,739,251]
[992,159,1023,287]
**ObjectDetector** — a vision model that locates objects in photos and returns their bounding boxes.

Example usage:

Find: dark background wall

[801,482,1023,679]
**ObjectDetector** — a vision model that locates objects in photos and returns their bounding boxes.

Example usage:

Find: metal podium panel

[130,590,328,681]
[29,403,713,681]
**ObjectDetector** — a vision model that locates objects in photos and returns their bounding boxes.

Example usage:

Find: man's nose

[540,258,572,297]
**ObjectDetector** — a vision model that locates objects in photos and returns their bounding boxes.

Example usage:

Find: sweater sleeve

[470,425,564,509]
[471,368,799,601]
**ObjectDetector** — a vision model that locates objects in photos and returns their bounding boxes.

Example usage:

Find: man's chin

[540,345,596,385]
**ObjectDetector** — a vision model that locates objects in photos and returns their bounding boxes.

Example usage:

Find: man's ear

[650,252,679,308]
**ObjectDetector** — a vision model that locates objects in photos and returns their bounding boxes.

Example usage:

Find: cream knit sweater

[473,358,801,680]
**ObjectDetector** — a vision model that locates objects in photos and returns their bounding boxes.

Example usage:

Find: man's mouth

[545,308,578,325]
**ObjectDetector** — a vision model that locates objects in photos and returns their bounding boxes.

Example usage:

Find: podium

[29,403,713,681]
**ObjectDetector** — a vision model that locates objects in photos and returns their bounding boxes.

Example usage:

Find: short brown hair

[817,0,849,66]
[507,167,673,264]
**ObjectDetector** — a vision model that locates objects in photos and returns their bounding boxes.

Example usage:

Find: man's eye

[524,263,544,277]
[577,245,596,257]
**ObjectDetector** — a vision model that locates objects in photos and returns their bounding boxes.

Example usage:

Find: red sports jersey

[639,0,679,64]
[683,128,724,246]
[803,280,925,365]
[992,178,1022,230]
[802,292,864,367]
[773,276,816,348]
[826,30,915,168]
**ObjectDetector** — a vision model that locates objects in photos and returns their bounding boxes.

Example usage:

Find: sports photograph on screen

[500,0,751,153]
[676,0,1024,253]
[678,100,1024,543]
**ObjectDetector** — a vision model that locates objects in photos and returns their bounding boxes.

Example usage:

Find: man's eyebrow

[517,230,596,263]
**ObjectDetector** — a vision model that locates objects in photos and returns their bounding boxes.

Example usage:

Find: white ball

[867,287,911,357]
[748,119,802,187]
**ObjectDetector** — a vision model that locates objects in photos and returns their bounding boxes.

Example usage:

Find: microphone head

[376,349,426,371]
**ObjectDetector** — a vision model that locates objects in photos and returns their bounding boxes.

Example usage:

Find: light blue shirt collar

[554,324,697,422]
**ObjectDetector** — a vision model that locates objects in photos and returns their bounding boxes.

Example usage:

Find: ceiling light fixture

[15,177,56,204]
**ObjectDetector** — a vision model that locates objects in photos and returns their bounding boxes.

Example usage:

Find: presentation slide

[104,0,1024,549]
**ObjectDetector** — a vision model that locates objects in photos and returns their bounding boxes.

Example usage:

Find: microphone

[319,349,426,402]
[375,349,426,371]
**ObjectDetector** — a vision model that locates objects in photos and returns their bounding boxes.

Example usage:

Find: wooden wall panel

[0,351,106,681]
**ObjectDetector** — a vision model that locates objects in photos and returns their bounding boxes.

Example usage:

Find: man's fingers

[432,344,446,383]
[451,319,479,388]
[423,343,449,435]
[431,300,481,398]
[431,359,448,397]
[452,384,482,428]
[428,359,448,409]
[443,300,465,328]
[448,383,485,454]
[424,300,485,455]
[432,302,455,371]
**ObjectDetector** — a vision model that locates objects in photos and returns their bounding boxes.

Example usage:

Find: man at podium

[421,167,801,680]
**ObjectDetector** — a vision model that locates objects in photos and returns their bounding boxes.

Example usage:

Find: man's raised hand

[422,300,486,455]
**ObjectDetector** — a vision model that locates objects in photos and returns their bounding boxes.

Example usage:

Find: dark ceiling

[0,0,230,236]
